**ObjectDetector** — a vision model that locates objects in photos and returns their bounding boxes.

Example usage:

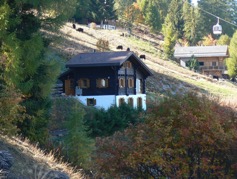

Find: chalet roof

[66,51,153,76]
[174,45,229,58]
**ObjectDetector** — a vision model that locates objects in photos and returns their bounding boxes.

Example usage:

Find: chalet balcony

[199,66,227,70]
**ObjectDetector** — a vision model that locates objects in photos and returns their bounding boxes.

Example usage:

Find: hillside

[2,23,236,178]
[50,23,237,101]
[0,135,82,178]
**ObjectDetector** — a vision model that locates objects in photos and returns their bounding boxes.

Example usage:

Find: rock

[0,150,13,170]
[45,170,70,179]
[0,150,13,178]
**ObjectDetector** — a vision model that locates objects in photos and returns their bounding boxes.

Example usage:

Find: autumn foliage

[93,93,237,178]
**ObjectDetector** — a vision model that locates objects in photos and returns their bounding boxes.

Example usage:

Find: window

[137,97,143,108]
[212,62,217,66]
[119,78,125,88]
[128,98,134,107]
[78,78,90,88]
[128,78,134,88]
[199,62,204,66]
[87,98,96,106]
[119,98,125,106]
[139,79,143,93]
[123,61,132,68]
[96,78,109,88]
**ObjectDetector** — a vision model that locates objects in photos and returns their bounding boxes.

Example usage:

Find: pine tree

[162,17,177,59]
[226,30,237,79]
[182,0,202,45]
[166,0,184,39]
[74,0,92,23]
[0,0,76,142]
[137,0,161,31]
[64,101,94,168]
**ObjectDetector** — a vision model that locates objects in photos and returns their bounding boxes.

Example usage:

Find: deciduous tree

[94,93,237,178]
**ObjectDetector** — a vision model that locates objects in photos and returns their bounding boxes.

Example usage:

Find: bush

[96,38,110,52]
[84,103,145,138]
[93,93,237,178]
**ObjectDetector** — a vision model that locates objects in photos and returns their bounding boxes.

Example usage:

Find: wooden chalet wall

[72,66,117,96]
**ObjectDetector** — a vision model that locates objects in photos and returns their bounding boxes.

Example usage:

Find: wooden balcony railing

[199,66,227,70]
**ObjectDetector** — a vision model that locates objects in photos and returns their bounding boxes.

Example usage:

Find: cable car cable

[185,0,237,28]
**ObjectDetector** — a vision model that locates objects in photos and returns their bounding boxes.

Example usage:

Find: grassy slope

[53,23,237,99]
[0,135,83,178]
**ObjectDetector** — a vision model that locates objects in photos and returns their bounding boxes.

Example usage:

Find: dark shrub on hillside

[84,103,145,138]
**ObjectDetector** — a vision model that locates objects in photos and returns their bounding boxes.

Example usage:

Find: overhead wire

[186,0,237,28]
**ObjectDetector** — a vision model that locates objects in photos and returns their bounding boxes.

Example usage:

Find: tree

[0,85,26,136]
[89,0,116,23]
[217,34,231,45]
[165,0,184,39]
[182,0,203,45]
[162,21,177,59]
[137,0,171,25]
[64,99,94,168]
[114,0,135,28]
[186,55,199,71]
[226,30,237,79]
[74,0,91,23]
[162,0,184,59]
[93,93,237,178]
[202,34,216,46]
[0,0,76,143]
[137,0,161,31]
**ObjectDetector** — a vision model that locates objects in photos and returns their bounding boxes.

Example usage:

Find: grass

[128,35,159,56]
[0,135,83,178]
[173,74,237,97]
[54,22,237,98]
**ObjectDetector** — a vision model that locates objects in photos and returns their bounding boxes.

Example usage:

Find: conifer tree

[64,100,94,168]
[166,0,184,39]
[162,17,177,59]
[182,0,202,45]
[137,0,161,31]
[0,0,76,143]
[226,30,237,79]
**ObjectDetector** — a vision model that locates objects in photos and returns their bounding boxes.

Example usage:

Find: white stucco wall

[76,95,116,110]
[75,94,147,110]
[116,94,147,110]
[180,59,188,67]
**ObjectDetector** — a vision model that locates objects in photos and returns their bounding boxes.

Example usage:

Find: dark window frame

[87,98,96,106]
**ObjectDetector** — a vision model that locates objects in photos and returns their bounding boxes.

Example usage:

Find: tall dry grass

[0,135,84,178]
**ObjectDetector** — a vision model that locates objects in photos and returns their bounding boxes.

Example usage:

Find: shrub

[84,103,145,138]
[96,38,110,52]
[93,93,237,178]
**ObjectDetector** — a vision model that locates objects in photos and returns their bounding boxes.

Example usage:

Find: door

[65,79,75,95]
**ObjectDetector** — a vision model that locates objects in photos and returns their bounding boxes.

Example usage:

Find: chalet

[174,45,229,77]
[59,51,152,110]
